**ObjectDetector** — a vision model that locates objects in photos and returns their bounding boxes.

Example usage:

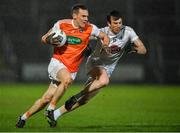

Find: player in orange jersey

[16,4,110,128]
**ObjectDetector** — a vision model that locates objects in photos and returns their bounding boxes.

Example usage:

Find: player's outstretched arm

[98,31,110,46]
[133,38,147,54]
[98,31,113,55]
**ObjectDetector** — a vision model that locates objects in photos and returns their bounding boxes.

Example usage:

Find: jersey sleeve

[52,21,60,31]
[127,26,139,43]
[90,24,100,37]
[100,27,105,33]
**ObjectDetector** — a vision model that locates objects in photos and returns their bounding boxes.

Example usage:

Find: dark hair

[71,4,88,15]
[107,10,122,23]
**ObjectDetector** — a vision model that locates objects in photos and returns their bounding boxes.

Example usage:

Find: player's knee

[62,77,73,90]
[98,78,109,88]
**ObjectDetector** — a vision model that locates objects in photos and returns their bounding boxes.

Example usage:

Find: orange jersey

[52,19,100,72]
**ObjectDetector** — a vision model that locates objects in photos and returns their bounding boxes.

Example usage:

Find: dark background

[0,0,180,84]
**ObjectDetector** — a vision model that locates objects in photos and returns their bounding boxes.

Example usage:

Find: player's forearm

[134,39,147,54]
[98,31,110,46]
[136,45,147,54]
[41,34,48,44]
[41,29,53,45]
[102,35,110,46]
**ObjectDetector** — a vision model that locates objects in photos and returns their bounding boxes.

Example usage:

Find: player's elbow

[137,46,147,55]
[143,47,147,54]
[140,46,147,54]
[41,35,47,44]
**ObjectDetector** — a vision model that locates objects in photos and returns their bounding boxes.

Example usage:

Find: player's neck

[72,20,79,28]
[109,28,117,35]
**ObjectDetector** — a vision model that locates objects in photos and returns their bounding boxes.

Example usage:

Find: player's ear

[72,13,77,19]
[107,22,111,27]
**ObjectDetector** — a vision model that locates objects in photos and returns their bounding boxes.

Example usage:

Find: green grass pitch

[0,83,180,132]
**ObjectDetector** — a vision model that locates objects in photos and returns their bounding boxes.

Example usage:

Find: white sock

[54,109,62,120]
[21,113,28,120]
[47,103,55,111]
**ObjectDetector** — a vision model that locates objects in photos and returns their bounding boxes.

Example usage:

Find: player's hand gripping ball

[46,29,67,47]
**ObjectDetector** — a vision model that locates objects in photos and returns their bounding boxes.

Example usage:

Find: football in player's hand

[48,29,67,47]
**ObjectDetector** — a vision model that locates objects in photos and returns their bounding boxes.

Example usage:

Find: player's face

[73,9,89,28]
[108,17,122,34]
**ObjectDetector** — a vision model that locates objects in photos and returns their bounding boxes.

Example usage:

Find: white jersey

[86,25,139,76]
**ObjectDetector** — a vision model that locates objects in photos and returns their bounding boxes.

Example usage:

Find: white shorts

[86,57,117,77]
[48,58,77,81]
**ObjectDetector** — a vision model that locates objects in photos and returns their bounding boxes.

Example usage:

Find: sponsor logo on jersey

[67,36,82,44]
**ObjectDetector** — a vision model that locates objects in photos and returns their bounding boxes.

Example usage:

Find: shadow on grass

[1,124,180,132]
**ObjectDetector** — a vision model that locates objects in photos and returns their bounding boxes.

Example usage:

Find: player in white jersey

[47,10,147,127]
